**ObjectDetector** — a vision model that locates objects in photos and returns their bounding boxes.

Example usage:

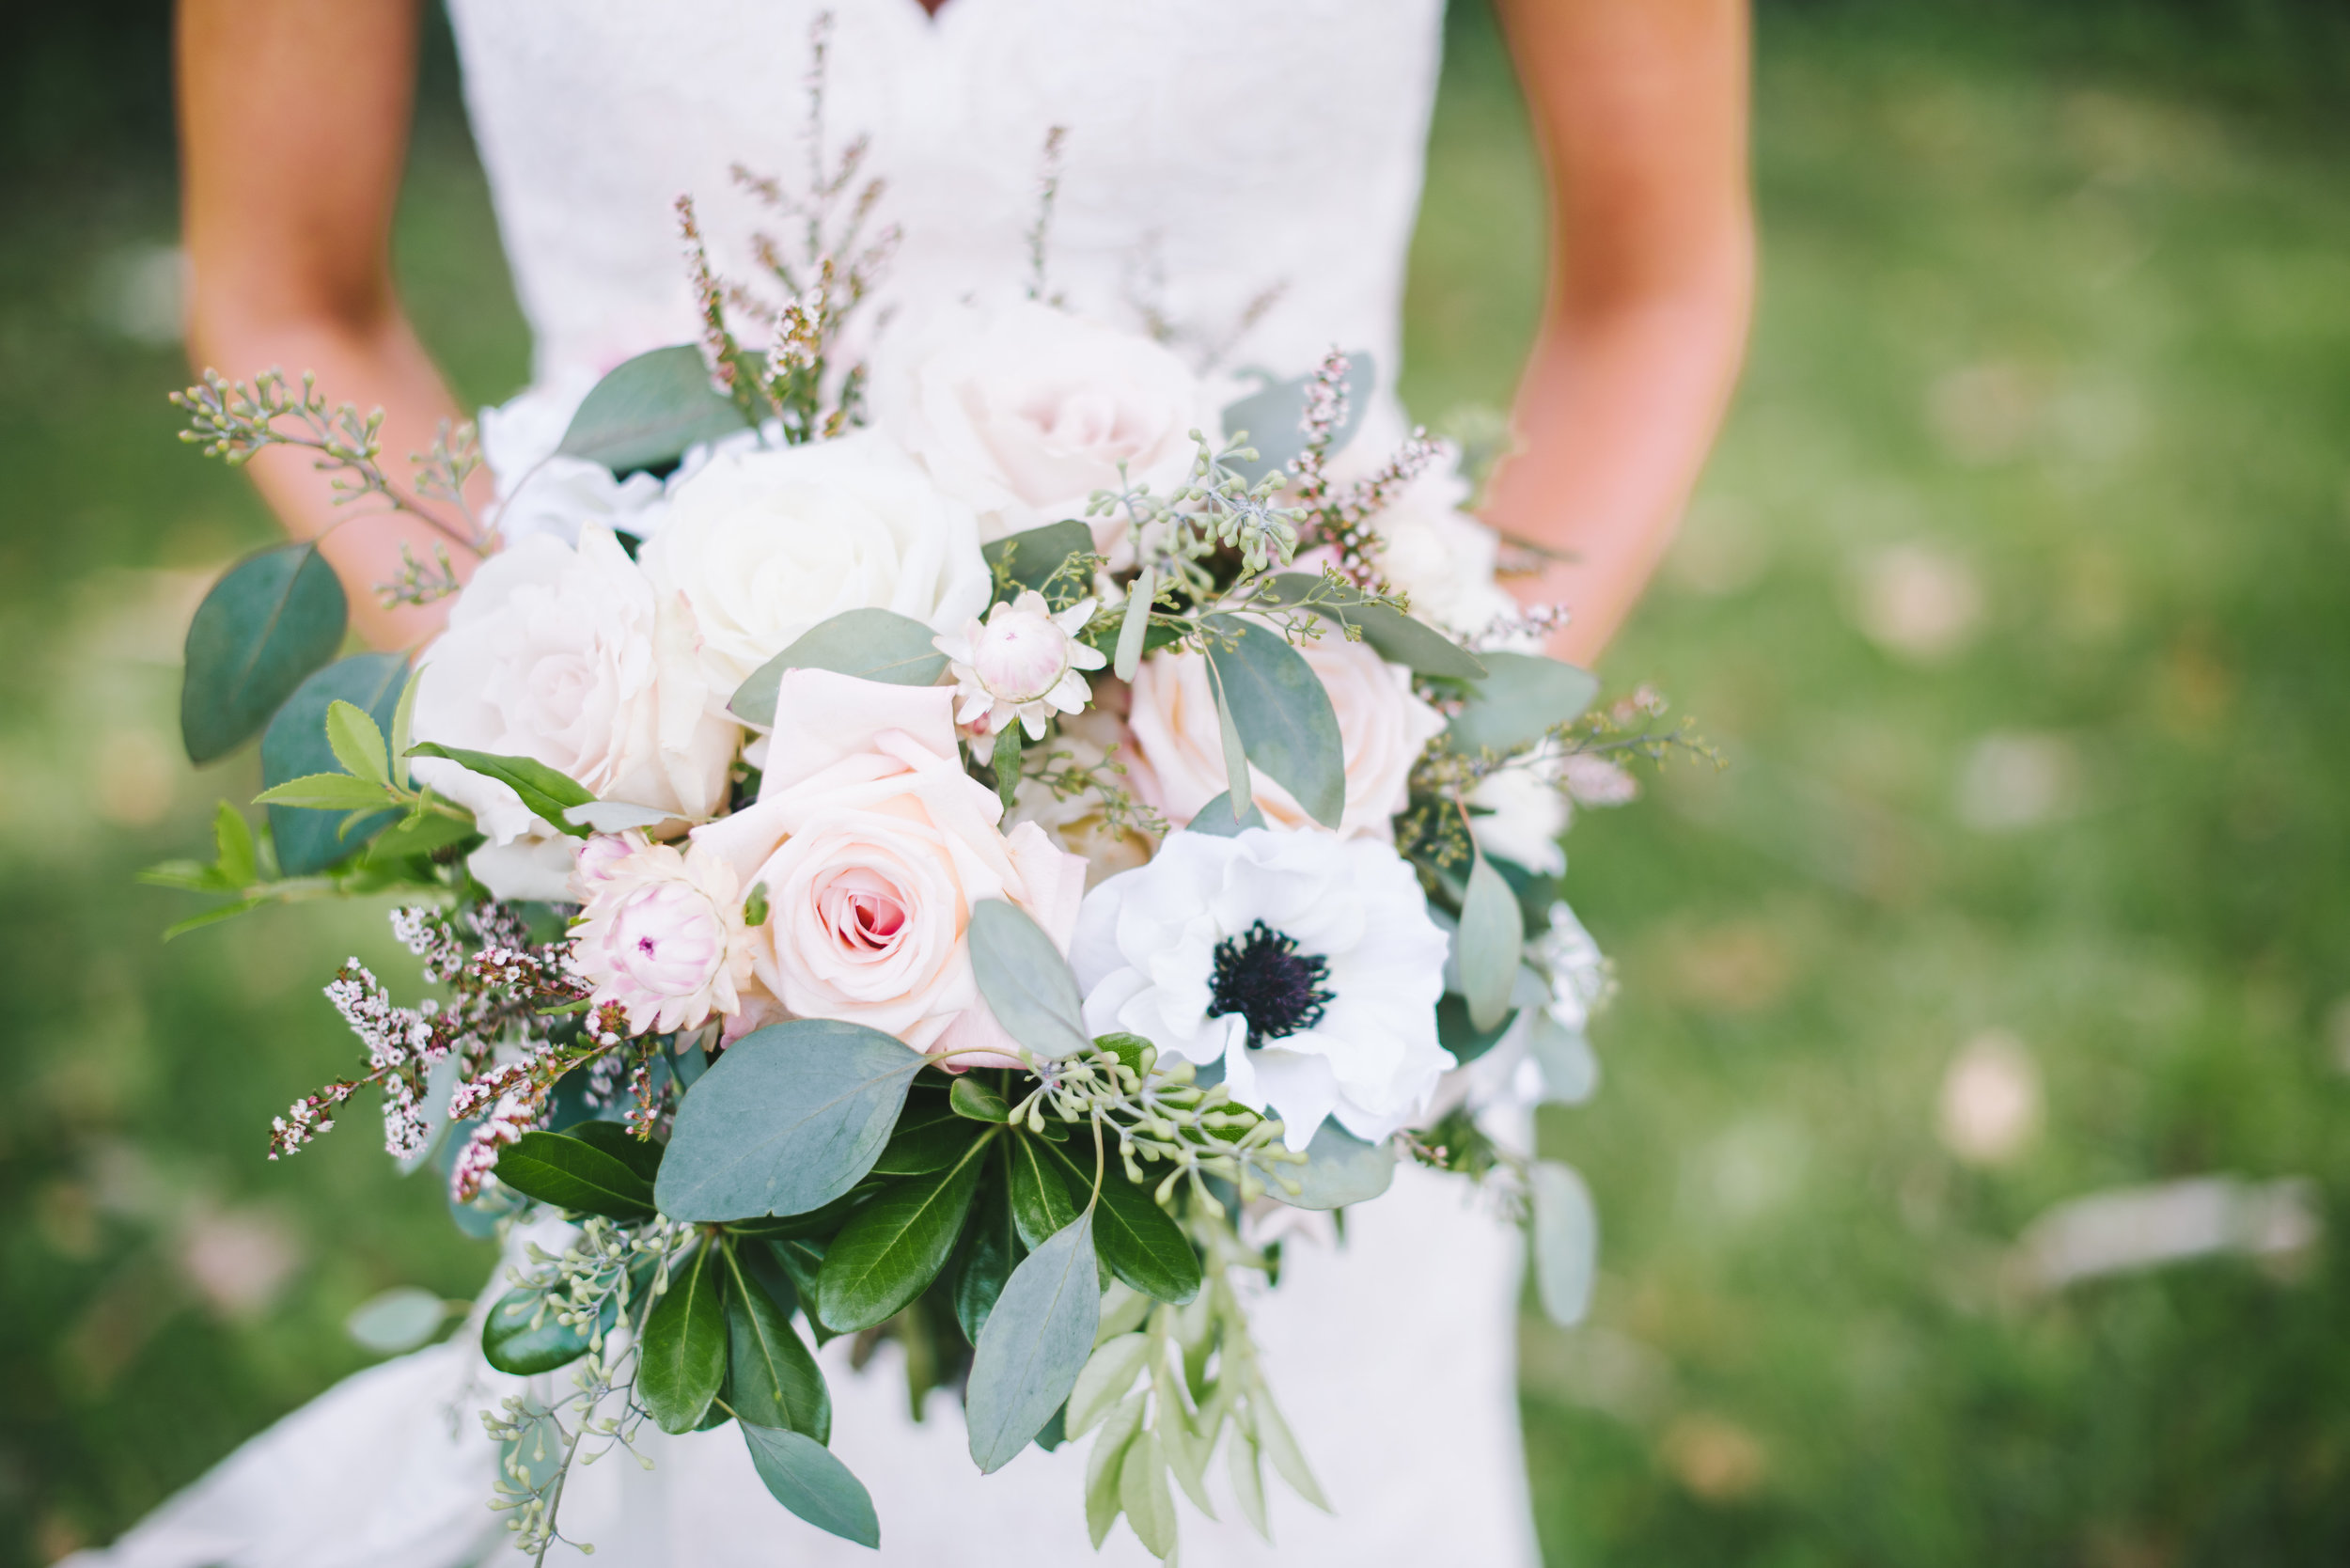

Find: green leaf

[815,1135,992,1333]
[212,801,258,887]
[1529,1160,1599,1326]
[724,1180,882,1242]
[721,1242,830,1442]
[345,1286,449,1355]
[984,520,1093,600]
[1435,990,1516,1065]
[655,1020,929,1222]
[765,1237,836,1344]
[740,1423,881,1548]
[1458,849,1525,1032]
[253,773,397,811]
[480,1284,611,1376]
[1086,1391,1148,1547]
[1007,1131,1079,1249]
[180,541,349,764]
[991,722,1022,813]
[1067,1331,1152,1438]
[951,1170,1020,1343]
[1120,1429,1178,1558]
[1202,615,1345,829]
[870,1094,983,1176]
[966,1215,1103,1473]
[1256,572,1488,680]
[403,743,595,839]
[493,1130,656,1218]
[258,652,408,874]
[1041,1137,1201,1305]
[1447,651,1600,757]
[1183,790,1265,838]
[356,809,478,870]
[1255,1389,1329,1511]
[387,662,422,789]
[161,898,267,939]
[1528,1013,1600,1105]
[1219,351,1374,484]
[324,698,389,784]
[556,343,752,474]
[638,1243,728,1434]
[1270,1120,1398,1211]
[727,607,950,726]
[1228,1429,1269,1539]
[1209,654,1255,817]
[137,857,236,895]
[1113,563,1157,682]
[965,899,1090,1059]
[949,1076,1010,1123]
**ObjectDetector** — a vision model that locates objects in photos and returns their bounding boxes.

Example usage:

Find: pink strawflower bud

[934,590,1106,741]
[571,837,752,1035]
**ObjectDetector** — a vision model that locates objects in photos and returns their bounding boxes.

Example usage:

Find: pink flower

[571,837,751,1034]
[935,590,1105,740]
[694,668,1089,1063]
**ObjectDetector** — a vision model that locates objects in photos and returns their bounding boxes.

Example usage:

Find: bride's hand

[1483,0,1756,669]
[179,0,485,651]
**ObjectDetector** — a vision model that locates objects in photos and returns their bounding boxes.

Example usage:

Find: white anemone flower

[934,589,1105,739]
[1071,827,1453,1150]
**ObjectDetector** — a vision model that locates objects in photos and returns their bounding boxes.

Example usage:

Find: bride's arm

[1485,0,1755,666]
[179,0,483,651]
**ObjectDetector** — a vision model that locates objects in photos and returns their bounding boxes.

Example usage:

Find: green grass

[8,4,2350,1563]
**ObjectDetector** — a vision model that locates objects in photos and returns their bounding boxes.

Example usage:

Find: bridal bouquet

[146,102,1684,1562]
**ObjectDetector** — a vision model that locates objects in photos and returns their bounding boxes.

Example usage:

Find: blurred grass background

[7,1,2350,1563]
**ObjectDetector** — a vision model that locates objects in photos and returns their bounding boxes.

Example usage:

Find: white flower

[409,525,738,898]
[1469,745,1569,876]
[693,668,1089,1061]
[1072,828,1453,1149]
[479,380,671,548]
[571,834,753,1034]
[1124,636,1446,839]
[870,300,1217,564]
[1356,462,1519,639]
[643,431,993,715]
[1005,704,1157,891]
[1529,900,1613,1034]
[935,590,1106,740]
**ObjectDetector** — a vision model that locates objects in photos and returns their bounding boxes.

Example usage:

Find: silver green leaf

[728,607,950,726]
[740,1422,881,1548]
[966,1215,1103,1473]
[965,899,1090,1059]
[1529,1159,1599,1326]
[556,343,751,474]
[1456,849,1525,1033]
[1218,351,1374,483]
[180,541,348,765]
[1447,651,1600,758]
[1270,1120,1397,1210]
[1202,614,1344,829]
[1255,572,1487,680]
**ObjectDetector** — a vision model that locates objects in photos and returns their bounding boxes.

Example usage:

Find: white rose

[410,525,738,897]
[871,300,1217,561]
[1360,463,1520,640]
[479,380,671,549]
[1072,827,1453,1149]
[693,668,1089,1060]
[643,431,992,714]
[1469,745,1569,876]
[1125,636,1446,839]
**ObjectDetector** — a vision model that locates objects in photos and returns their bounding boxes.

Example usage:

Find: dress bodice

[445,0,1448,394]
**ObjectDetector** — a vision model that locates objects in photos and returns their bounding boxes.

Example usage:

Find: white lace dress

[71,4,1539,1563]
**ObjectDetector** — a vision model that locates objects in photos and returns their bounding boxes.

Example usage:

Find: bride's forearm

[1481,273,1750,668]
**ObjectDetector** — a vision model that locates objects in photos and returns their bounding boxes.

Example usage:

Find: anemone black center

[1209,920,1333,1047]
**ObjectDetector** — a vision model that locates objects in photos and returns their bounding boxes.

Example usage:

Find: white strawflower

[934,590,1106,740]
[1071,828,1453,1150]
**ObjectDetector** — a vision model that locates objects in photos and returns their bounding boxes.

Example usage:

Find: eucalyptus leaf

[1210,656,1255,816]
[556,343,751,474]
[181,541,348,765]
[404,743,595,839]
[1184,790,1264,838]
[1529,1160,1599,1326]
[983,520,1093,600]
[966,1215,1103,1473]
[1255,572,1487,680]
[344,1286,448,1355]
[965,899,1090,1059]
[815,1135,992,1332]
[638,1243,728,1434]
[1528,1013,1601,1105]
[1436,991,1516,1066]
[722,1242,830,1442]
[655,1020,928,1222]
[1202,615,1345,829]
[492,1130,657,1219]
[1457,850,1525,1032]
[1447,651,1601,757]
[563,799,673,833]
[728,607,949,726]
[1218,351,1374,483]
[740,1423,881,1549]
[1113,563,1156,682]
[261,653,406,873]
[1269,1120,1397,1211]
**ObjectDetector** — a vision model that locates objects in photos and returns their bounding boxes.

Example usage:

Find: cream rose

[1124,636,1446,839]
[410,525,737,898]
[1360,463,1520,640]
[870,300,1217,560]
[643,431,992,714]
[692,668,1088,1060]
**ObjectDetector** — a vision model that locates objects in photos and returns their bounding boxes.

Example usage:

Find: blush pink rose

[1124,635,1447,839]
[693,668,1089,1063]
